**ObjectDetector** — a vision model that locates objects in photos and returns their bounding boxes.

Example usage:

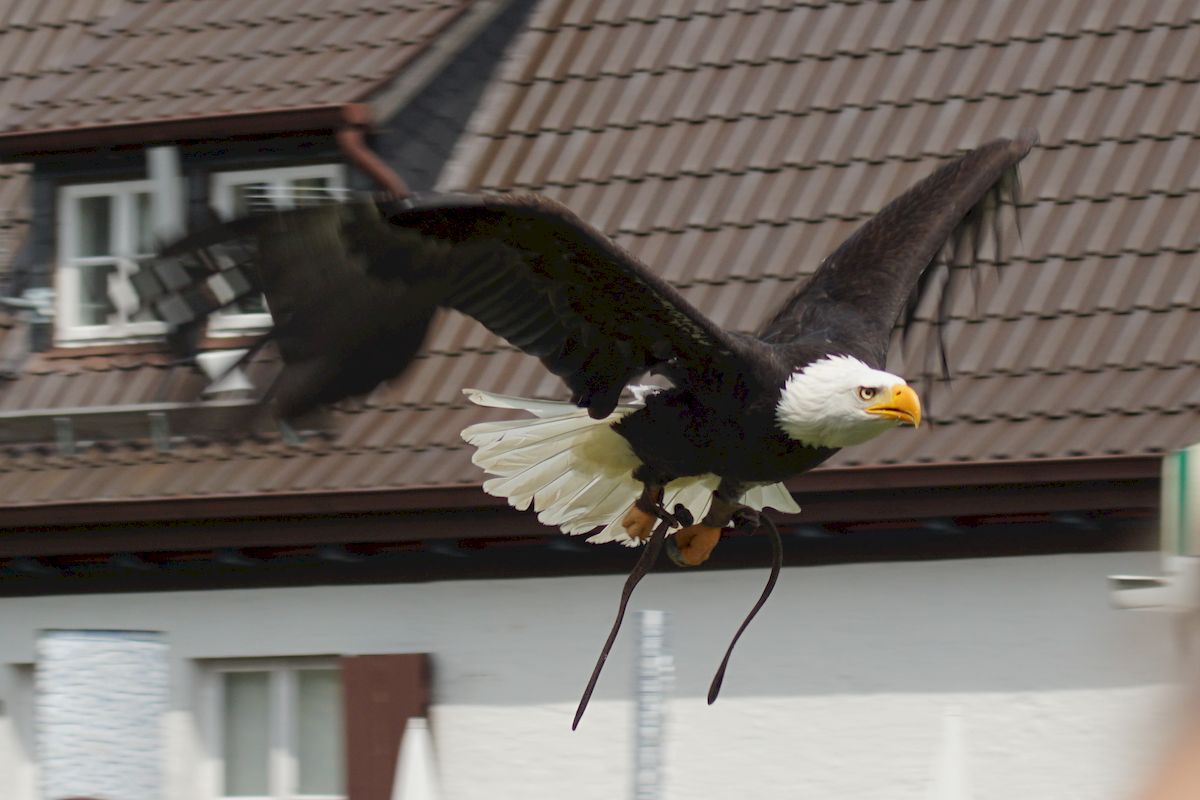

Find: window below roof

[208,164,346,334]
[56,179,166,342]
[201,658,346,800]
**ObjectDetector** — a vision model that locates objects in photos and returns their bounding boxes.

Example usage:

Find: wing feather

[143,194,742,417]
[758,131,1037,369]
[380,195,740,415]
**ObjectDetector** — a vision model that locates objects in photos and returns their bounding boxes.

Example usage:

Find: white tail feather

[462,389,800,545]
[741,482,801,514]
[463,388,592,418]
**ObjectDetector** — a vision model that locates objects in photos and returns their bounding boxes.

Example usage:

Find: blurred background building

[0,1,1197,798]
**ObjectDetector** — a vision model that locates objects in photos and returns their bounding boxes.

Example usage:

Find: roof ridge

[106,1,463,37]
[0,433,472,473]
[83,36,419,67]
[472,76,1200,139]
[599,205,1200,244]
[531,0,818,31]
[927,401,1200,427]
[516,16,1200,84]
[404,341,1200,378]
[484,137,1200,195]
[533,1,1194,36]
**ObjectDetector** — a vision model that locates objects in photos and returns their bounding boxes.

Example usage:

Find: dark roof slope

[1,0,1198,518]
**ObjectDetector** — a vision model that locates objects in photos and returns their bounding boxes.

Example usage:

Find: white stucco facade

[0,551,1184,799]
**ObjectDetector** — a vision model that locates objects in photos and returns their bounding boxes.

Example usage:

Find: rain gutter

[0,105,363,159]
[0,455,1163,537]
[0,104,411,195]
[335,125,409,197]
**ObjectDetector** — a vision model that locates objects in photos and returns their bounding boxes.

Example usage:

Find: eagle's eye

[856,386,878,402]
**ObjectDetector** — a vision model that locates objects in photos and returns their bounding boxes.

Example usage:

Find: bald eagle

[138,132,1035,716]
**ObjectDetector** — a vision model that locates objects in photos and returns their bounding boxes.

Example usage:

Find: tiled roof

[1,0,1199,516]
[0,0,472,136]
[0,0,126,275]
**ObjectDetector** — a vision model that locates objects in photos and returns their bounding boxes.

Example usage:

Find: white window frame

[207,164,346,334]
[199,658,345,800]
[0,664,38,800]
[56,179,166,343]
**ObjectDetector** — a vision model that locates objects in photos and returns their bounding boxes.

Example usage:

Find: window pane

[222,671,270,796]
[233,182,273,216]
[76,195,111,256]
[291,177,332,207]
[78,263,118,325]
[297,669,344,796]
[134,192,156,254]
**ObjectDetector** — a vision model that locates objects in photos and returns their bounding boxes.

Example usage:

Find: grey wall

[0,552,1183,800]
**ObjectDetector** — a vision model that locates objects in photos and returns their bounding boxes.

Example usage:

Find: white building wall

[0,551,1183,800]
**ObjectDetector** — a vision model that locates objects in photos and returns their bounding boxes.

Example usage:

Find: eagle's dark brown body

[614,337,839,489]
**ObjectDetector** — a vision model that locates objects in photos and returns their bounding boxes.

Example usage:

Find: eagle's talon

[668,524,722,567]
[666,537,687,566]
[621,504,657,541]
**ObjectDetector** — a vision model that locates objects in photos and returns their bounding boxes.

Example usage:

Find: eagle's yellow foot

[669,524,722,567]
[621,504,657,542]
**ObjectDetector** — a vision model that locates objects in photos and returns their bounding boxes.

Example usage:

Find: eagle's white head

[776,355,921,448]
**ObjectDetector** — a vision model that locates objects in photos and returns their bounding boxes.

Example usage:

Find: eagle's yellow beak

[866,384,921,428]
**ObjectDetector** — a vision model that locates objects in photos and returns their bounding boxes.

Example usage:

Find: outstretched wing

[758,131,1037,369]
[136,194,741,418]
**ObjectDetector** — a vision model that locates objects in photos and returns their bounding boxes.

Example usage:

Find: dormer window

[57,179,165,342]
[52,164,344,344]
[213,164,345,218]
